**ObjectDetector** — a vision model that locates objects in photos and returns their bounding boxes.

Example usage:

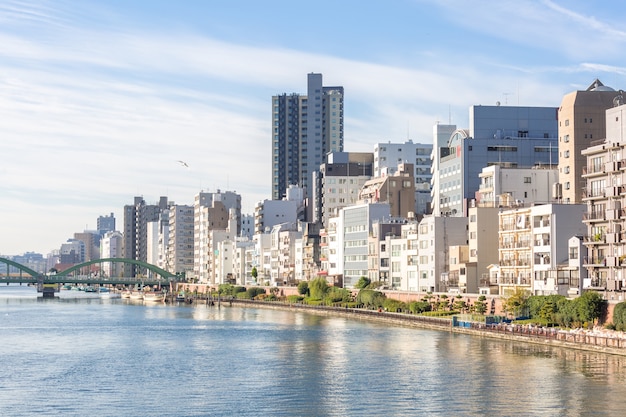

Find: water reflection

[2,288,626,416]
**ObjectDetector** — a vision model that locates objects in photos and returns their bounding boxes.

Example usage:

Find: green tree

[251,267,258,282]
[613,302,626,331]
[575,291,605,327]
[297,281,309,296]
[355,276,371,289]
[309,277,329,300]
[452,299,467,313]
[473,295,487,315]
[502,287,530,318]
[555,297,577,328]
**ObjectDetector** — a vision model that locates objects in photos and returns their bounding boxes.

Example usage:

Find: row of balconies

[582,160,625,177]
[500,260,531,267]
[499,222,531,231]
[500,241,532,249]
[584,255,626,267]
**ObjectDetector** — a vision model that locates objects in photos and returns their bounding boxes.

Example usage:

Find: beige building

[359,162,416,219]
[581,101,626,293]
[558,79,620,203]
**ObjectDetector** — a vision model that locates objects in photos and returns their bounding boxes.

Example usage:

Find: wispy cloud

[2,0,626,254]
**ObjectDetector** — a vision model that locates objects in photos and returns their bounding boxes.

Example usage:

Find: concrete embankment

[228,299,626,357]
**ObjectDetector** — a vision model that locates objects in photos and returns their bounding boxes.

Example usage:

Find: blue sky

[2,0,626,255]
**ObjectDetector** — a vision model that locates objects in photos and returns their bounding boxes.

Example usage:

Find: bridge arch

[58,258,177,279]
[0,257,41,277]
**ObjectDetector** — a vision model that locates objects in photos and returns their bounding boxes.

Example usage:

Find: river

[1,285,625,416]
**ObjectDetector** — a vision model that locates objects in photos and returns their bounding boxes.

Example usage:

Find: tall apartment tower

[123,196,169,277]
[272,73,344,204]
[558,79,620,203]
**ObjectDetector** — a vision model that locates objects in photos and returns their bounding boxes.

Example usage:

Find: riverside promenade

[228,298,626,357]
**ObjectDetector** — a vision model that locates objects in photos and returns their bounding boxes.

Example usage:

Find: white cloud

[2,0,626,254]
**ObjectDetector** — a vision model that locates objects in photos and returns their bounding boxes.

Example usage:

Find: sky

[2,0,626,255]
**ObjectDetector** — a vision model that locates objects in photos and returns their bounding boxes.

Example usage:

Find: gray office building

[432,105,558,217]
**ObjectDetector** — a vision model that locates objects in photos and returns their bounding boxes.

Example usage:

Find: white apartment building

[330,203,391,288]
[194,193,229,282]
[254,199,298,235]
[416,215,468,292]
[477,165,559,207]
[100,231,123,278]
[207,209,238,285]
[167,204,194,277]
[267,223,301,286]
[498,203,585,296]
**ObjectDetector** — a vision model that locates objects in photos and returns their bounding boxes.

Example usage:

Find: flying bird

[177,160,189,168]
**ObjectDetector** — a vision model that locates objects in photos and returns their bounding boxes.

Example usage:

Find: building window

[524,177,531,184]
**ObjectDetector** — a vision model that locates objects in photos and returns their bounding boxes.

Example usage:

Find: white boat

[100,290,121,299]
[143,292,165,303]
[120,290,131,299]
[129,291,144,301]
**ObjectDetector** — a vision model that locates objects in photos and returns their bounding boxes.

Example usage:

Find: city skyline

[2,0,626,255]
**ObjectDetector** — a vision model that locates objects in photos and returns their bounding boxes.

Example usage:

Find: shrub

[297,281,309,296]
[383,298,406,313]
[421,310,459,317]
[409,301,431,314]
[356,289,386,308]
[246,287,266,299]
[324,286,352,304]
[286,294,304,303]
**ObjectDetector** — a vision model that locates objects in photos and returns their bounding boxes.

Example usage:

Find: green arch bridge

[0,257,179,296]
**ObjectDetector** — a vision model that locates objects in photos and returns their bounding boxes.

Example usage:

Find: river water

[1,285,625,417]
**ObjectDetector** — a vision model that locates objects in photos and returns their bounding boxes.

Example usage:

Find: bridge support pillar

[37,281,60,297]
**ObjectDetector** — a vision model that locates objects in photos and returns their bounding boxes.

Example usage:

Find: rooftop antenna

[503,92,513,105]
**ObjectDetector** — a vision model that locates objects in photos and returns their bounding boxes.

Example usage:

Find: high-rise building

[123,196,169,277]
[272,73,344,205]
[558,79,620,203]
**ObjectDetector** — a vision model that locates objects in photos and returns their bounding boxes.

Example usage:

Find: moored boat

[143,292,165,302]
[129,291,144,300]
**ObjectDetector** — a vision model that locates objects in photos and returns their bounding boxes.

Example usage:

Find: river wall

[223,298,626,357]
